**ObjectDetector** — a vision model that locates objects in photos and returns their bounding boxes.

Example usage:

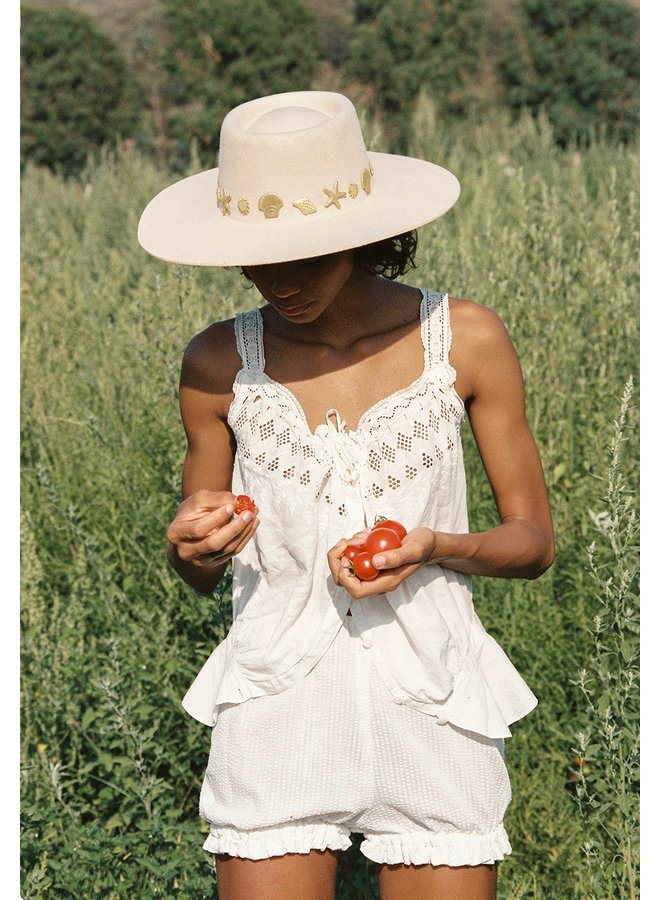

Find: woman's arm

[427,299,555,578]
[166,323,260,595]
[328,299,554,597]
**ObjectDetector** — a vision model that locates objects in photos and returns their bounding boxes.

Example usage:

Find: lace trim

[234,308,264,372]
[421,289,451,370]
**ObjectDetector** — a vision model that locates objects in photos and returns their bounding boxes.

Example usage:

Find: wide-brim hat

[137,91,460,267]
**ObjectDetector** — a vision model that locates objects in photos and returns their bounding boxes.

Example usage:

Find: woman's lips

[275,301,312,317]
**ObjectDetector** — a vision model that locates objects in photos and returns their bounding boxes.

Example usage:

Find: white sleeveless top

[182,289,537,738]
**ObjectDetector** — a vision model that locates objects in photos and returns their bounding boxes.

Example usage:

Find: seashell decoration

[292,199,317,216]
[258,193,284,219]
[217,170,375,219]
[361,168,372,195]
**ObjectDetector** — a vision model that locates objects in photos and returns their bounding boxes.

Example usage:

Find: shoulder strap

[420,289,451,369]
[234,308,265,372]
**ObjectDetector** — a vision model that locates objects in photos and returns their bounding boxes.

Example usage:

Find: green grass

[20,116,639,898]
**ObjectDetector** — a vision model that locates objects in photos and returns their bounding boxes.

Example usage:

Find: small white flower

[588,509,614,536]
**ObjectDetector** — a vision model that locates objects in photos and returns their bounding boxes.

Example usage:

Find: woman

[138,91,554,900]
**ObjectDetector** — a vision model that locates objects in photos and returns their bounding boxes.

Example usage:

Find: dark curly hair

[354,230,418,279]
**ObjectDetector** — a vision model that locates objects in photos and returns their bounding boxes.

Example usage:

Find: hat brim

[137,151,460,267]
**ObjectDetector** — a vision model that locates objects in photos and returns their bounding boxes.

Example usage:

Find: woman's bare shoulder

[448,296,510,346]
[447,297,519,401]
[179,316,243,395]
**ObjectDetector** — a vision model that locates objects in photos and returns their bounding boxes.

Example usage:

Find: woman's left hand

[327,527,437,599]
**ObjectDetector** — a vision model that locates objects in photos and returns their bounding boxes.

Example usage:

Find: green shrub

[346,0,483,152]
[160,0,321,165]
[497,0,639,146]
[20,5,141,176]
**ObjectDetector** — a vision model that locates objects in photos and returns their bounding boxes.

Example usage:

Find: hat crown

[217,92,372,223]
[248,105,330,133]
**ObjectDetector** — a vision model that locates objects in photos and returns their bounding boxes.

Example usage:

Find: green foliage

[18,0,640,175]
[20,5,142,176]
[346,0,483,152]
[314,3,356,69]
[159,0,321,164]
[497,0,639,146]
[20,116,639,896]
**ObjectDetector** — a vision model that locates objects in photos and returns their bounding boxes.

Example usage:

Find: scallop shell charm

[258,193,284,218]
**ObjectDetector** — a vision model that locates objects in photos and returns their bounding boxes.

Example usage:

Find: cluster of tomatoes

[341,517,408,581]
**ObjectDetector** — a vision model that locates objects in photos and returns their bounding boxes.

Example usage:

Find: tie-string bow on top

[316,408,363,487]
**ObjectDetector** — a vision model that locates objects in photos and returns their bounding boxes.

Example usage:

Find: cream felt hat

[137,91,460,267]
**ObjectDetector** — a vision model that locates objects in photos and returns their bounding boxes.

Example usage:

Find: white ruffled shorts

[199,613,512,866]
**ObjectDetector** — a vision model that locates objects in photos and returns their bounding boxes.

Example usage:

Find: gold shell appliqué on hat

[292,199,317,216]
[323,181,347,209]
[258,193,284,219]
[348,183,358,199]
[217,186,232,215]
[237,198,250,216]
[361,168,372,195]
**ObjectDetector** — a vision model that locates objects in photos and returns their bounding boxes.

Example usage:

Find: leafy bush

[497,0,639,146]
[20,5,141,176]
[346,0,483,152]
[160,0,321,164]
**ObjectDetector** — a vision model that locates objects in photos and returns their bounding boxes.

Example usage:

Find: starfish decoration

[323,181,347,209]
[217,186,232,215]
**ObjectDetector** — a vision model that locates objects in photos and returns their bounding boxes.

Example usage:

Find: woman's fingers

[167,490,260,564]
[329,528,436,598]
[327,538,350,585]
[177,513,257,563]
[168,503,235,544]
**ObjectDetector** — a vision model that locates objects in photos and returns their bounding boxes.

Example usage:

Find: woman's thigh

[377,861,497,900]
[215,849,340,900]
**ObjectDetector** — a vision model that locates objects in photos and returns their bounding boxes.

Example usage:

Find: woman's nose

[270,267,302,299]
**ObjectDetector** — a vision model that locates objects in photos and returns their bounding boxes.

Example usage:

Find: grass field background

[20,113,639,898]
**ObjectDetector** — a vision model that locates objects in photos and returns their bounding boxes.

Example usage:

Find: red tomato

[342,544,365,563]
[374,517,407,541]
[364,527,403,556]
[351,552,380,581]
[234,494,256,514]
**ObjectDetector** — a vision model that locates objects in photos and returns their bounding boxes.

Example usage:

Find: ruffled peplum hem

[182,637,245,726]
[182,613,349,727]
[360,825,512,867]
[202,821,353,860]
[445,632,538,739]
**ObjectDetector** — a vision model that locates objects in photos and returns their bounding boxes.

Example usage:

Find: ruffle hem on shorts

[203,821,353,860]
[360,825,512,867]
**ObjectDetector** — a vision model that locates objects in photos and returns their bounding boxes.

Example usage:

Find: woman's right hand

[166,489,259,569]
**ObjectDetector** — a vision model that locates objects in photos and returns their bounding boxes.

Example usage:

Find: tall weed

[570,378,640,899]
